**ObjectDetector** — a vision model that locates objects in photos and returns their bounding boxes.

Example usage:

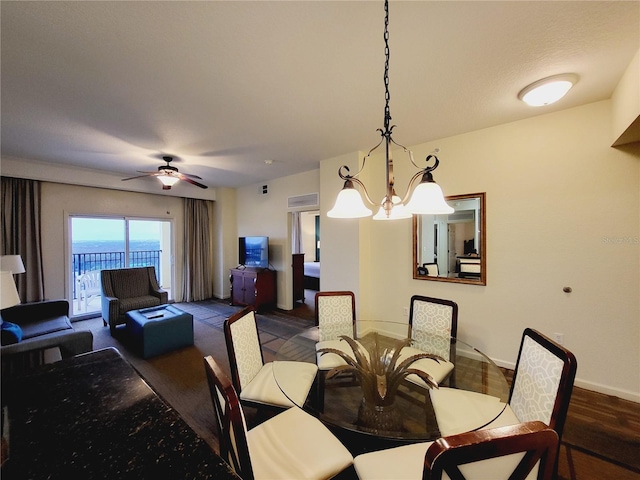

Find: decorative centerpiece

[318,333,444,432]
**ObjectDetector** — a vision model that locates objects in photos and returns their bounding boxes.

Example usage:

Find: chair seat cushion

[430,388,513,436]
[354,441,433,480]
[398,346,454,385]
[20,316,72,340]
[353,405,534,480]
[118,296,163,314]
[315,338,363,370]
[240,361,317,408]
[248,406,353,480]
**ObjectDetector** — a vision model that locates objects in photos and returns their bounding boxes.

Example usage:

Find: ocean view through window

[70,217,173,317]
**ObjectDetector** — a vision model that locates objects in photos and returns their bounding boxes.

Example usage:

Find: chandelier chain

[383,0,391,130]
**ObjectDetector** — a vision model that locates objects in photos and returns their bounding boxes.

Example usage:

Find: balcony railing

[72,250,161,300]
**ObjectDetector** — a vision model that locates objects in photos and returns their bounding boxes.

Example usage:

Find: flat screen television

[239,236,269,268]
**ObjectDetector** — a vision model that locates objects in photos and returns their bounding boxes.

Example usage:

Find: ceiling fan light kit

[122,156,208,190]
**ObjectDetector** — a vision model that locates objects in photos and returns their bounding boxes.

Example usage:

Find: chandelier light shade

[1,255,25,274]
[0,270,21,309]
[328,0,452,220]
[518,73,578,107]
[405,172,454,215]
[328,181,373,218]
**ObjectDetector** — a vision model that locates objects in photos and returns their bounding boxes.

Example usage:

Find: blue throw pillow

[1,321,23,345]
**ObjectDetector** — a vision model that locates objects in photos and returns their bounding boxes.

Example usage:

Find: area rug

[74,300,314,452]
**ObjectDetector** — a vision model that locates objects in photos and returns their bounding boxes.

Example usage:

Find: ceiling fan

[122,156,208,190]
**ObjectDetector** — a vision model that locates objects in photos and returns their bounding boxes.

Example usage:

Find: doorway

[69,216,173,318]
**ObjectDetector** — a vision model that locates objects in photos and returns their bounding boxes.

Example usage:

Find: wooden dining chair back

[424,421,559,480]
[204,355,354,480]
[224,305,318,410]
[203,355,253,480]
[397,295,459,388]
[314,291,356,341]
[224,306,265,396]
[409,295,458,361]
[509,328,577,444]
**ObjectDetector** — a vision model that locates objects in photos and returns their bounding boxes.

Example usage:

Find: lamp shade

[1,255,25,274]
[373,195,412,220]
[1,271,21,309]
[327,185,372,218]
[405,182,454,215]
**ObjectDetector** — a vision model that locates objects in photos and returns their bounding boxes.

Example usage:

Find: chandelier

[328,0,453,220]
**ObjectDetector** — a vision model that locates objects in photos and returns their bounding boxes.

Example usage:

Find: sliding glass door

[69,216,173,318]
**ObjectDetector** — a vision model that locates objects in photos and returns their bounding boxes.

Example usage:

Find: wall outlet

[554,333,564,345]
[403,307,409,317]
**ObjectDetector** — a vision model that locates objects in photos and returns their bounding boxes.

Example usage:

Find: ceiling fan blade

[136,170,161,174]
[122,174,156,181]
[179,172,203,180]
[181,176,208,189]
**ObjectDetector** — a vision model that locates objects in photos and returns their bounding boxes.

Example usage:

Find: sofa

[0,300,93,376]
[101,266,168,335]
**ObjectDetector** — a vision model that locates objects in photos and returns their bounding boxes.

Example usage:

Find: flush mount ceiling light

[518,73,578,107]
[327,0,453,220]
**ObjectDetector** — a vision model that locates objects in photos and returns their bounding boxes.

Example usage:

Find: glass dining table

[273,320,512,449]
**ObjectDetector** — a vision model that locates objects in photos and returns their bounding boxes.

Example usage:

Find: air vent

[447,210,475,223]
[287,193,319,209]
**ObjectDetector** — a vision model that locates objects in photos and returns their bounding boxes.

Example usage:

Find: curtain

[292,211,302,254]
[182,198,214,302]
[1,177,45,302]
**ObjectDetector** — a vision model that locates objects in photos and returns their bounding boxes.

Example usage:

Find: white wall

[211,187,237,299]
[39,182,185,302]
[236,169,320,309]
[317,99,640,401]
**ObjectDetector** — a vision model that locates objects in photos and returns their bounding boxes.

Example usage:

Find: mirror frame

[412,192,486,285]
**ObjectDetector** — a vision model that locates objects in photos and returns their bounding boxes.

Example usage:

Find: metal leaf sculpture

[317,333,444,407]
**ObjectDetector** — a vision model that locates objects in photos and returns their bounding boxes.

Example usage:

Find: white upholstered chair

[224,306,318,410]
[314,291,357,370]
[397,295,458,387]
[204,355,353,480]
[353,421,558,480]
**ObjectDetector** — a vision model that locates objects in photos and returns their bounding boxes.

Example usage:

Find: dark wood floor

[293,291,640,480]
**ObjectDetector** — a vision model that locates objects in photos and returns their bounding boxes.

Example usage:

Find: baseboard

[491,357,640,404]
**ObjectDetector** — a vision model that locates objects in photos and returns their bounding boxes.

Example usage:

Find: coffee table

[126,304,194,358]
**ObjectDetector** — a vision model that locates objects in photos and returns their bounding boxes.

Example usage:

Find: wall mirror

[413,192,486,285]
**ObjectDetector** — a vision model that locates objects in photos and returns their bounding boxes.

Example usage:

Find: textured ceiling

[2,1,639,189]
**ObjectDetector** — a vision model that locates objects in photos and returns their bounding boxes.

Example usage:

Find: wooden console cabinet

[230,267,276,312]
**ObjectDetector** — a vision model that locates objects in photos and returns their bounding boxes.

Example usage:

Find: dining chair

[203,355,354,480]
[224,305,318,410]
[507,328,577,473]
[353,421,558,480]
[314,291,357,370]
[424,262,439,276]
[398,295,458,387]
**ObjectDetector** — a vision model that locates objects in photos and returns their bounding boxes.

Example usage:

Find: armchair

[1,300,93,375]
[101,266,168,335]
